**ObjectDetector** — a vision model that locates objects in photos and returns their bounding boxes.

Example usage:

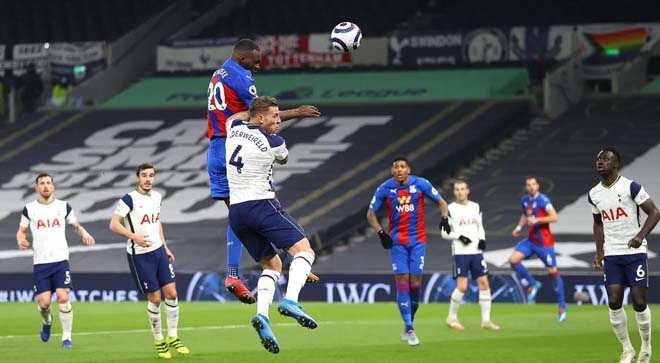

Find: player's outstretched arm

[70,221,95,245]
[629,198,660,248]
[279,105,321,122]
[592,213,604,269]
[16,225,30,250]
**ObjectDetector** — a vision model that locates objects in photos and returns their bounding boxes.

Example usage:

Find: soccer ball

[330,22,362,53]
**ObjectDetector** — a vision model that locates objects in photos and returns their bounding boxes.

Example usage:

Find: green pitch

[0,302,654,362]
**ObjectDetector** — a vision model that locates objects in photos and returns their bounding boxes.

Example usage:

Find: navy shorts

[33,260,72,294]
[390,243,426,275]
[229,199,307,262]
[604,253,649,287]
[454,254,488,279]
[207,137,229,199]
[127,245,176,294]
[514,239,557,268]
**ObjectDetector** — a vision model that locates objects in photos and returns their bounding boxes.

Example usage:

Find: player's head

[232,39,261,74]
[453,179,470,203]
[249,96,280,134]
[35,173,54,200]
[596,146,621,177]
[135,163,156,192]
[524,176,540,196]
[391,157,411,184]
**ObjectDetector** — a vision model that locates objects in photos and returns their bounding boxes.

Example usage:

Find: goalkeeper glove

[458,235,472,245]
[439,216,451,234]
[478,239,486,250]
[377,229,393,249]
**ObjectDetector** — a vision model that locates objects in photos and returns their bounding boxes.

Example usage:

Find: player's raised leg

[223,200,254,304]
[279,238,317,329]
[286,253,320,283]
[55,288,74,348]
[509,241,541,301]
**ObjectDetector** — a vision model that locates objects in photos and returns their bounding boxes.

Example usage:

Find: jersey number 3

[229,145,244,173]
[208,81,227,111]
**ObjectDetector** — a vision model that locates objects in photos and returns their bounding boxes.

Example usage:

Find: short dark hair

[601,146,621,163]
[249,96,278,118]
[454,179,469,188]
[392,156,410,166]
[234,39,260,54]
[136,163,156,176]
[525,176,538,183]
[35,173,53,185]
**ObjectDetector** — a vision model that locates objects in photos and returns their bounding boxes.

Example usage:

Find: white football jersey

[20,199,77,265]
[114,189,164,254]
[441,200,485,255]
[588,175,650,256]
[226,119,288,204]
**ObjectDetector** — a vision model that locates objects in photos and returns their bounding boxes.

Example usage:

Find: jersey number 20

[229,145,244,173]
[208,81,227,111]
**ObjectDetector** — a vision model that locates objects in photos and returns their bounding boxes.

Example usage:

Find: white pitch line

[0,319,403,340]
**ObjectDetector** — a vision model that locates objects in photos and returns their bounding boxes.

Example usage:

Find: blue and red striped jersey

[206,59,258,138]
[369,175,442,245]
[521,192,555,247]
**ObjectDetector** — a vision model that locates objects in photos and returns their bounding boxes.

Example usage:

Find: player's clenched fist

[377,229,393,249]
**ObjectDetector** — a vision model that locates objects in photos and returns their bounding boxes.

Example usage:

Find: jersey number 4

[229,145,244,173]
[207,81,227,111]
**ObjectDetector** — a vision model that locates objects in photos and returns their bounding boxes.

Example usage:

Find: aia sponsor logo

[140,213,160,224]
[457,217,478,226]
[601,207,628,221]
[36,218,61,229]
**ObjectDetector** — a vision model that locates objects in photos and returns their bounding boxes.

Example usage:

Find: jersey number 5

[207,81,227,111]
[229,145,244,173]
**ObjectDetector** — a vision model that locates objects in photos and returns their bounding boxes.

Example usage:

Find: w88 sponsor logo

[395,204,415,213]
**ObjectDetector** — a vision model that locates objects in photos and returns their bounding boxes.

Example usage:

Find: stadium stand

[0,0,177,43]
[192,0,425,39]
[399,0,660,31]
